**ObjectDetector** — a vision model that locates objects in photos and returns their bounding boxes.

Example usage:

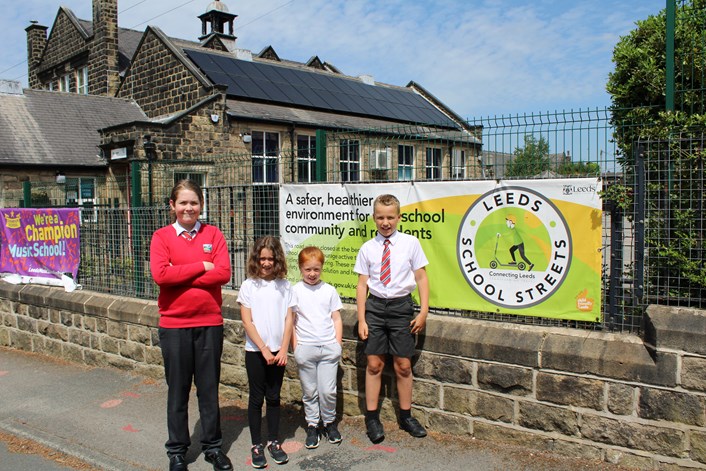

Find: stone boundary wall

[1,283,705,470]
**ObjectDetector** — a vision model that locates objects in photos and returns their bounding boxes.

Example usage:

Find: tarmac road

[0,346,638,471]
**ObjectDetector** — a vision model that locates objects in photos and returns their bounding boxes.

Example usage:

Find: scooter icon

[489,233,526,270]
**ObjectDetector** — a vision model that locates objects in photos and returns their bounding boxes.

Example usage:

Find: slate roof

[0,89,147,167]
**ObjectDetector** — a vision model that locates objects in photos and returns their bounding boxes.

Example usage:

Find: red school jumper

[149,223,231,328]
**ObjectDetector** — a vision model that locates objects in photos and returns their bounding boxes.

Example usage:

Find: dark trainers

[305,424,320,449]
[267,440,289,464]
[204,450,233,471]
[400,416,427,438]
[250,444,267,469]
[365,418,385,443]
[324,422,342,444]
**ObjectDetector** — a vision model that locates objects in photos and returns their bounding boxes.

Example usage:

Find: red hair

[298,246,325,267]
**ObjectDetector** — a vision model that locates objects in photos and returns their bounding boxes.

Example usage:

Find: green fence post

[130,161,144,297]
[22,181,31,208]
[666,0,675,112]
[316,129,327,182]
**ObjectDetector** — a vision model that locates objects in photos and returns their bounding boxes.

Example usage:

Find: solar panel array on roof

[184,48,456,127]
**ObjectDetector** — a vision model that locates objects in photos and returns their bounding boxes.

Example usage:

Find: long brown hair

[247,236,288,279]
[169,179,204,223]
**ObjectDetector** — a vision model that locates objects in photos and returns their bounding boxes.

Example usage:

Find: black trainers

[305,424,320,449]
[267,440,289,464]
[250,444,267,469]
[324,422,342,444]
[204,449,233,471]
[400,416,427,438]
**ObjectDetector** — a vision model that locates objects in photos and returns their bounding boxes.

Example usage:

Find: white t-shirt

[292,281,343,345]
[354,230,428,299]
[237,277,294,352]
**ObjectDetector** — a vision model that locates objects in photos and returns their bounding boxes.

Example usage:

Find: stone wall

[1,282,705,470]
[116,28,205,118]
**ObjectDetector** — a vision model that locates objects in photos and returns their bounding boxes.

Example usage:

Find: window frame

[339,139,360,182]
[296,134,317,183]
[59,74,71,92]
[76,66,88,95]
[397,144,415,181]
[65,177,97,222]
[452,148,466,180]
[425,147,442,180]
[251,131,280,185]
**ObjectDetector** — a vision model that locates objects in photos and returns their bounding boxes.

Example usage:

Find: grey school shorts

[364,294,416,358]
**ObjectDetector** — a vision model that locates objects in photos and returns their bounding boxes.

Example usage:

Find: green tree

[606,0,706,303]
[506,135,550,177]
[607,0,706,162]
[557,161,601,177]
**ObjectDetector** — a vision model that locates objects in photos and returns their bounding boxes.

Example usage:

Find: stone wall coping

[645,304,706,356]
[1,283,701,387]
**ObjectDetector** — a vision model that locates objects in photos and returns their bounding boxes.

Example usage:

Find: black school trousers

[159,325,224,456]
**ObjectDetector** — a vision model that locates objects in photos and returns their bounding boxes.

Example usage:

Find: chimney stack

[25,21,48,89]
[91,0,119,95]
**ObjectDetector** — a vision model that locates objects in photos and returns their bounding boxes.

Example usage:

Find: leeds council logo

[456,186,571,309]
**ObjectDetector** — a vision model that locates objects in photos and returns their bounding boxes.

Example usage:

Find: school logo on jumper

[456,186,571,309]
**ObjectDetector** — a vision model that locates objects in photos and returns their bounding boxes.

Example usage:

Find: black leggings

[245,351,286,445]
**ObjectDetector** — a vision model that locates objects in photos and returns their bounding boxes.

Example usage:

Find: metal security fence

[8,106,705,334]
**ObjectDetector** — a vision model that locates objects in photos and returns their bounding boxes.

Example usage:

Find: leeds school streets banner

[1,208,80,289]
[281,179,602,322]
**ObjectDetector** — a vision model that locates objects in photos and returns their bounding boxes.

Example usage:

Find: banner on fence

[280,179,602,322]
[0,208,81,291]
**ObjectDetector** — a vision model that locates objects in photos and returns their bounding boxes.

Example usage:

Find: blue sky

[1,0,667,119]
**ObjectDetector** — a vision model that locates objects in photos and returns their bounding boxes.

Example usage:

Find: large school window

[398,145,414,181]
[425,147,442,180]
[297,135,316,183]
[252,131,279,184]
[452,149,466,179]
[339,139,360,182]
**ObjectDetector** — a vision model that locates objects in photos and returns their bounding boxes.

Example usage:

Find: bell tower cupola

[199,1,237,41]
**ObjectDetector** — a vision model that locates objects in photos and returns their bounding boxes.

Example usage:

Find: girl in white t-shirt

[292,246,343,449]
[237,236,294,468]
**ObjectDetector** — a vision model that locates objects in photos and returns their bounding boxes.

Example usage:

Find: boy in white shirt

[354,194,429,443]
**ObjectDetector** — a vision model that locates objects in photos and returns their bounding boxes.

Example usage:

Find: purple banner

[0,208,80,280]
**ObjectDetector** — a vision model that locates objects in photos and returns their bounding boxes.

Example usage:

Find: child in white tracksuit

[292,246,343,448]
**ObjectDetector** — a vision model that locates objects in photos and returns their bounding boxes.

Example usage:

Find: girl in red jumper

[150,180,233,471]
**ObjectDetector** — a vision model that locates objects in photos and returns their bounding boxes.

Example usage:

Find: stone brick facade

[1,283,705,470]
[116,27,207,118]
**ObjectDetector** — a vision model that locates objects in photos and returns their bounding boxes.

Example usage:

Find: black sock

[399,408,411,420]
[365,409,379,421]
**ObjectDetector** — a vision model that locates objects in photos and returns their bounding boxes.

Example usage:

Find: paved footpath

[0,347,638,471]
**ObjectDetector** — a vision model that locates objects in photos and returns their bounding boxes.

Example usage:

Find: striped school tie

[381,239,391,286]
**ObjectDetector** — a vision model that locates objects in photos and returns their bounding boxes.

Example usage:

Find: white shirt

[173,220,201,239]
[237,277,294,352]
[354,230,428,299]
[292,281,343,345]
